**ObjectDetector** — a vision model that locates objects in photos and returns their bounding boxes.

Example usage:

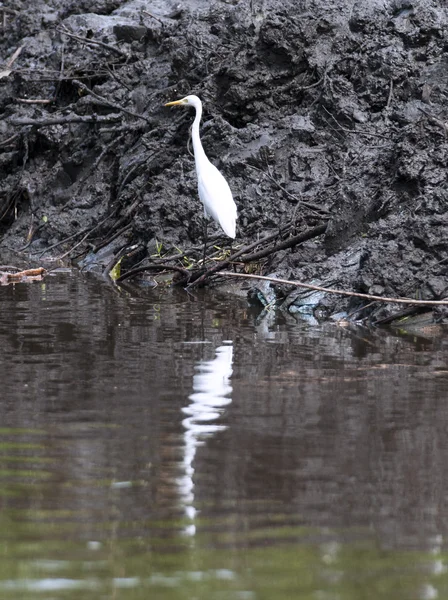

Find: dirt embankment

[1,0,447,323]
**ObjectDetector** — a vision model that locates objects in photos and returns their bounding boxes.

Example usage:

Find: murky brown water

[0,270,448,599]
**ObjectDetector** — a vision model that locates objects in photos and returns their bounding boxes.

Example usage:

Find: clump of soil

[1,0,447,323]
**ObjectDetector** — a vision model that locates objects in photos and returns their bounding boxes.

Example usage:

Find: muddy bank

[1,0,447,323]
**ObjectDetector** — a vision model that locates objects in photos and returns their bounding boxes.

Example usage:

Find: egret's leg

[229,241,236,272]
[202,218,208,265]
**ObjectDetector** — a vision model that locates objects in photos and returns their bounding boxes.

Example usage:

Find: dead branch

[57,228,101,260]
[98,122,147,135]
[9,114,122,127]
[240,223,327,262]
[16,98,52,104]
[215,272,448,306]
[321,106,391,141]
[142,10,165,26]
[72,131,127,199]
[116,264,191,284]
[58,24,128,58]
[55,205,122,260]
[38,228,90,258]
[92,222,132,253]
[0,133,19,147]
[5,45,23,68]
[117,232,281,289]
[373,306,425,325]
[72,79,150,123]
[186,228,293,288]
[0,267,46,285]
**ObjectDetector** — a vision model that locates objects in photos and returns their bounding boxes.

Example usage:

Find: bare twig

[55,205,122,260]
[52,42,66,101]
[187,228,293,288]
[16,98,52,104]
[92,222,132,253]
[56,228,100,260]
[417,107,448,138]
[72,79,150,123]
[215,272,448,306]
[116,264,190,283]
[99,122,146,135]
[5,45,23,68]
[247,164,330,215]
[386,78,394,109]
[321,106,391,141]
[58,24,128,58]
[142,10,165,26]
[9,114,122,127]
[299,74,325,91]
[373,306,424,326]
[38,228,90,258]
[0,133,19,147]
[105,63,133,92]
[71,131,127,199]
[241,223,327,262]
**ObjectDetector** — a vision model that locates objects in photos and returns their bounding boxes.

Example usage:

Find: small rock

[352,109,368,123]
[427,277,447,298]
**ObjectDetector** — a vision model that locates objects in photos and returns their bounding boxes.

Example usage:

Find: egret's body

[165,95,237,240]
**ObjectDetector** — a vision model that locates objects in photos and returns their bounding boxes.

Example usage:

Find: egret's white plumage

[165,95,237,239]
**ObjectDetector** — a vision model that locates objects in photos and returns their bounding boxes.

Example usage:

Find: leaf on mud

[109,257,123,281]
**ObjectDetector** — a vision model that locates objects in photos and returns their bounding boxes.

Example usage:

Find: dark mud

[1,0,447,322]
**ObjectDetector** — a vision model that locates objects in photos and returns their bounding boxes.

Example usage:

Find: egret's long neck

[191,102,207,169]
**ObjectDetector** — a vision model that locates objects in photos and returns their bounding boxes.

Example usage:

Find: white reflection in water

[178,343,233,534]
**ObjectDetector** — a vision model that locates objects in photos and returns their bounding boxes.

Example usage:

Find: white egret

[165,95,237,261]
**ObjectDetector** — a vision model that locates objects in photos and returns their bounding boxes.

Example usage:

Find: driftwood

[0,267,46,285]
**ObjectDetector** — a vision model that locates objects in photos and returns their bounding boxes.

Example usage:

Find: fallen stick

[116,264,191,284]
[215,272,448,306]
[0,267,46,284]
[58,25,128,58]
[417,107,448,138]
[240,223,327,263]
[187,223,326,288]
[0,133,19,147]
[186,228,293,288]
[9,114,121,127]
[5,45,23,68]
[72,80,150,123]
[16,98,52,104]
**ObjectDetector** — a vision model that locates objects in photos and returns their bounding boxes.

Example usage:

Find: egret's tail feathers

[220,216,236,239]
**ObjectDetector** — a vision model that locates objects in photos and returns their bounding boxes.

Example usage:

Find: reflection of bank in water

[177,344,233,533]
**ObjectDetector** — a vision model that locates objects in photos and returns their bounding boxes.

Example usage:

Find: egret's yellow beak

[165,98,185,107]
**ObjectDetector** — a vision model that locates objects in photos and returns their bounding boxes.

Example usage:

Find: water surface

[0,271,448,599]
